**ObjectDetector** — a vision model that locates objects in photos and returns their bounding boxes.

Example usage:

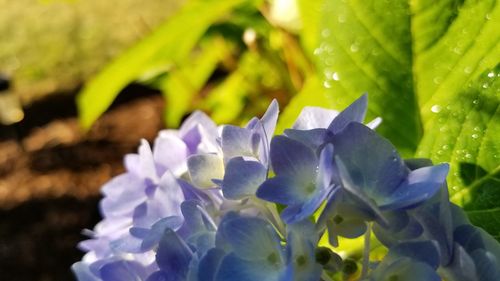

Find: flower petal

[221,125,255,161]
[292,106,339,130]
[99,260,147,281]
[221,157,267,199]
[379,164,449,210]
[197,248,226,281]
[327,93,367,134]
[72,262,100,281]
[257,176,312,206]
[156,229,193,278]
[260,99,279,142]
[335,156,388,225]
[138,139,159,183]
[333,122,407,199]
[187,154,224,188]
[216,253,283,281]
[220,217,283,262]
[283,128,328,150]
[153,132,188,176]
[270,135,317,180]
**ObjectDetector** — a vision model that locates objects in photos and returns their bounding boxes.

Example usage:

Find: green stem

[361,223,372,278]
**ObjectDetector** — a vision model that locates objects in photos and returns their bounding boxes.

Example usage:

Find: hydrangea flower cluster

[73,95,500,281]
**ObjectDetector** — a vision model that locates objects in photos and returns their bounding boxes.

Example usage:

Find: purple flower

[366,241,441,281]
[332,123,449,222]
[257,136,334,224]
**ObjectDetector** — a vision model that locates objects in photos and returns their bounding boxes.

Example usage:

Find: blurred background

[0,0,498,280]
[0,1,182,280]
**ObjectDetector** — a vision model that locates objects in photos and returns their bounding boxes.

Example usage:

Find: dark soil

[0,85,165,280]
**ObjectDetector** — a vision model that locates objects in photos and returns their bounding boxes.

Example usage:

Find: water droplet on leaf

[332,72,340,81]
[431,105,442,113]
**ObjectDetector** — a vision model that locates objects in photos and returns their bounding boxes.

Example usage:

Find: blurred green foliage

[0,0,183,102]
[77,0,499,240]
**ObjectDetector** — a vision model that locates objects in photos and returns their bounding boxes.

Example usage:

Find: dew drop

[471,134,479,139]
[350,44,359,52]
[482,83,489,89]
[442,144,450,150]
[323,80,332,88]
[431,105,442,113]
[453,47,463,55]
[437,150,444,155]
[433,77,443,84]
[321,29,331,38]
[464,66,472,74]
[332,72,340,81]
[485,13,492,20]
[487,72,495,78]
[324,69,333,79]
[473,126,481,131]
[472,99,479,105]
[452,186,459,191]
[338,14,346,23]
[465,153,472,159]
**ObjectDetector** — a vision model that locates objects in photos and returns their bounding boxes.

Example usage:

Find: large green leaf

[417,67,499,239]
[316,0,420,156]
[76,0,251,128]
[413,0,500,121]
[311,0,499,157]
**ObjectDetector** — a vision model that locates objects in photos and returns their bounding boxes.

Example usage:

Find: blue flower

[441,207,500,281]
[186,99,278,194]
[366,241,441,281]
[332,122,449,222]
[283,94,381,151]
[215,216,286,281]
[215,216,322,281]
[145,200,218,281]
[257,136,334,224]
[318,123,448,247]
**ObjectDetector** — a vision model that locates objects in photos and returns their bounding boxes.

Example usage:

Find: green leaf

[317,0,420,156]
[205,70,248,124]
[315,0,499,157]
[417,67,499,239]
[413,0,500,121]
[459,163,500,240]
[275,75,333,134]
[297,0,323,55]
[204,52,258,124]
[161,37,230,127]
[76,0,252,128]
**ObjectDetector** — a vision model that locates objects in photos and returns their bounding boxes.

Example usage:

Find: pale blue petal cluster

[73,95,500,281]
